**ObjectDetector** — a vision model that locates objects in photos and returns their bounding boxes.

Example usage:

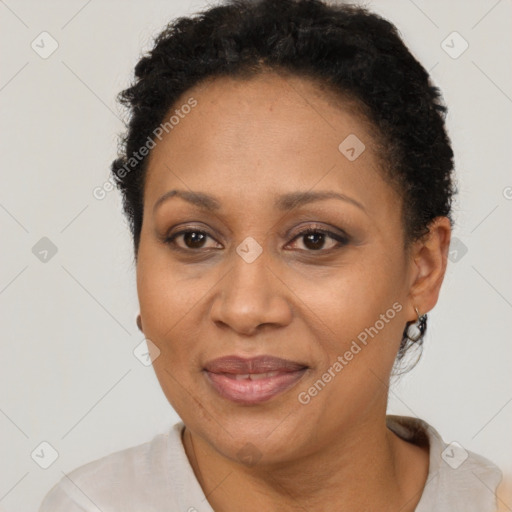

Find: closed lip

[203,355,308,374]
[203,354,309,404]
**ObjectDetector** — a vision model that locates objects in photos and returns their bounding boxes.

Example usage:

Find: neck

[182,413,428,512]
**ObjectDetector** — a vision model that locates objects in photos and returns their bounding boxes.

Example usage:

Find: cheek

[292,266,405,429]
[303,255,403,333]
[138,278,207,364]
[136,237,207,338]
[137,256,207,406]
[293,247,407,386]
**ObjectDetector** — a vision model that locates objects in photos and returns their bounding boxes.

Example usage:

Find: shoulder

[38,422,188,512]
[387,415,503,512]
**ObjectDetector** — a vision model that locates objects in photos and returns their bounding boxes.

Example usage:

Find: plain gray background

[1,0,511,510]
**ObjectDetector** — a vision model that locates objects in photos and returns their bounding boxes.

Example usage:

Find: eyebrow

[153,189,366,214]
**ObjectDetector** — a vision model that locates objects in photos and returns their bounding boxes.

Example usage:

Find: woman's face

[137,72,424,464]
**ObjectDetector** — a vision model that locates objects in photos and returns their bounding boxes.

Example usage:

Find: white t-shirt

[39,415,502,511]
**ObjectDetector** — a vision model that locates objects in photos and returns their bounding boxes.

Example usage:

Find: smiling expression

[136,70,420,464]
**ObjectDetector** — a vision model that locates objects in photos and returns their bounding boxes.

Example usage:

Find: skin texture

[136,71,451,511]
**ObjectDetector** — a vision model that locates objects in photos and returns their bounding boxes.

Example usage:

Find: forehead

[143,71,393,217]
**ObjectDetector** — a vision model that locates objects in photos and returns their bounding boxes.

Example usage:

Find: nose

[209,246,293,336]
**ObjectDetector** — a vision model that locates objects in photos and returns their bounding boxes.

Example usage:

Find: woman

[39,0,502,510]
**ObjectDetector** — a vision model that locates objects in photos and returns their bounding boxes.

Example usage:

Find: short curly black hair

[111,0,456,363]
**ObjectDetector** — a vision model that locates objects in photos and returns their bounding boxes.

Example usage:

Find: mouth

[203,355,308,405]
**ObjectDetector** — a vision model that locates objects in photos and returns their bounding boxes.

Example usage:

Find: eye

[165,229,221,251]
[164,225,349,253]
[286,227,349,252]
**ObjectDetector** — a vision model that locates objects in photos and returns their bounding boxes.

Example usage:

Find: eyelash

[164,226,349,254]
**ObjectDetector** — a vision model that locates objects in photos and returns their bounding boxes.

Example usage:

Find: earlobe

[408,216,451,316]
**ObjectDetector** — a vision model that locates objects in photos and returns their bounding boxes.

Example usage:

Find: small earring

[136,314,143,332]
[405,306,427,342]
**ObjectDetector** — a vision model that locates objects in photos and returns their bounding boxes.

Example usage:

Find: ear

[407,216,451,319]
[136,313,143,332]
